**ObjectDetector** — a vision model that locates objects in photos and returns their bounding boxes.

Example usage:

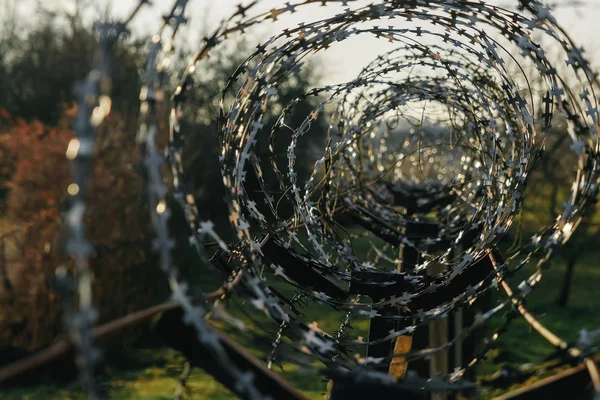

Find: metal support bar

[155,307,308,400]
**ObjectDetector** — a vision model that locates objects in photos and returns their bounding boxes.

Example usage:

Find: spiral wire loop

[58,0,600,397]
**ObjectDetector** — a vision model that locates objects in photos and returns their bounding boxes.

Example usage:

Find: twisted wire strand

[59,5,146,397]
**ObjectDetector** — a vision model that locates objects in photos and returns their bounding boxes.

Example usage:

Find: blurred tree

[0,5,328,350]
[0,6,161,350]
[0,2,141,126]
[0,106,168,350]
[521,114,600,307]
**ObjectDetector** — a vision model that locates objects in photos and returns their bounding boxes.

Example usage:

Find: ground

[2,252,599,399]
[2,209,600,400]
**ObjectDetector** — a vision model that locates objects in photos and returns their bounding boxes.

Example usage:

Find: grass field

[2,248,599,399]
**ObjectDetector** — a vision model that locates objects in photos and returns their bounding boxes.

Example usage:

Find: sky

[6,0,600,83]
[106,0,600,83]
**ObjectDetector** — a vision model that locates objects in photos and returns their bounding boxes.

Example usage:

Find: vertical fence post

[429,257,449,400]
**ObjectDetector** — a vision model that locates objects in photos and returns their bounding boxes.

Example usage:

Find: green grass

[474,253,600,397]
[3,230,600,399]
[1,347,328,400]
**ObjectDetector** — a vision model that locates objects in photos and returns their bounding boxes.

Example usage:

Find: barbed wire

[57,3,145,397]
[50,0,600,397]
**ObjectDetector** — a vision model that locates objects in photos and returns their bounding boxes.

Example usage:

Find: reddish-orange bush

[0,110,164,350]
